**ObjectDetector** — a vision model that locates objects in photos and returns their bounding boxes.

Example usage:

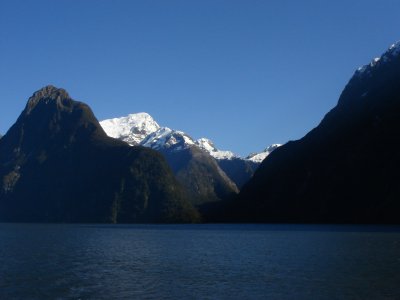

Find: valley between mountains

[100,113,281,205]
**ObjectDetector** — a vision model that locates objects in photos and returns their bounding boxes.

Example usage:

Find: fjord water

[0,224,399,299]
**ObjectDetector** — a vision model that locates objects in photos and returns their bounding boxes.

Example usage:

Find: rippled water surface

[0,223,400,299]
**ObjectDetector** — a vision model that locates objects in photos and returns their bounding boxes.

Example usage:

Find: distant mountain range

[100,113,281,190]
[226,41,400,224]
[100,113,280,163]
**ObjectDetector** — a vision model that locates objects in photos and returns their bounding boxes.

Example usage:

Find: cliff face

[233,43,400,224]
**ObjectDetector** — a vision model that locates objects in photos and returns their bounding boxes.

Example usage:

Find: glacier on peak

[196,138,237,160]
[100,112,160,145]
[246,144,282,163]
[141,127,196,151]
[100,112,281,163]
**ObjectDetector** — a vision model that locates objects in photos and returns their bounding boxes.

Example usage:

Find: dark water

[0,224,400,299]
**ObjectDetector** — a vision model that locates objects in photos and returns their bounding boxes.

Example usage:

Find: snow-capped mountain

[141,127,196,151]
[246,144,282,163]
[356,41,400,76]
[101,114,240,201]
[100,113,160,145]
[140,128,244,160]
[196,138,237,160]
[100,113,281,190]
[101,112,280,162]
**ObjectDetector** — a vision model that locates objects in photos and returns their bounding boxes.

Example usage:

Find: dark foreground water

[0,224,400,299]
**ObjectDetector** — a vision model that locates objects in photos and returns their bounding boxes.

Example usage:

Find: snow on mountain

[100,113,160,145]
[246,144,282,163]
[196,138,237,160]
[100,112,280,162]
[356,41,400,76]
[141,127,196,151]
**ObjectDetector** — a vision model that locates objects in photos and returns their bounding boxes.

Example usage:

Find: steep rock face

[163,147,239,206]
[233,42,400,224]
[141,128,239,205]
[0,86,199,223]
[217,158,259,189]
[195,138,262,188]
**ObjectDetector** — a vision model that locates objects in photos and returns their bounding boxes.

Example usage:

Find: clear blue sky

[1,0,400,156]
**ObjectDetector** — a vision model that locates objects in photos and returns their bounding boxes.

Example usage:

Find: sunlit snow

[100,113,160,145]
[100,113,281,162]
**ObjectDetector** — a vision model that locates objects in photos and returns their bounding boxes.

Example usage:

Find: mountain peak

[196,138,237,160]
[100,112,160,145]
[127,112,152,118]
[356,41,400,76]
[141,127,196,151]
[388,41,400,56]
[26,85,72,114]
[30,85,70,101]
[0,88,199,223]
[246,144,282,163]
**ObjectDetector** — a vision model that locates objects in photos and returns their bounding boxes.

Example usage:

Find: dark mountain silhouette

[0,86,199,223]
[230,43,400,224]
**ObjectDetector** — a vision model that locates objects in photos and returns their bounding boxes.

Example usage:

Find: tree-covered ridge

[0,86,199,223]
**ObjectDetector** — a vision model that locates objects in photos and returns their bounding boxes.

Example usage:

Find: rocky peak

[26,85,72,114]
[196,138,237,160]
[355,41,400,77]
[339,41,400,107]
